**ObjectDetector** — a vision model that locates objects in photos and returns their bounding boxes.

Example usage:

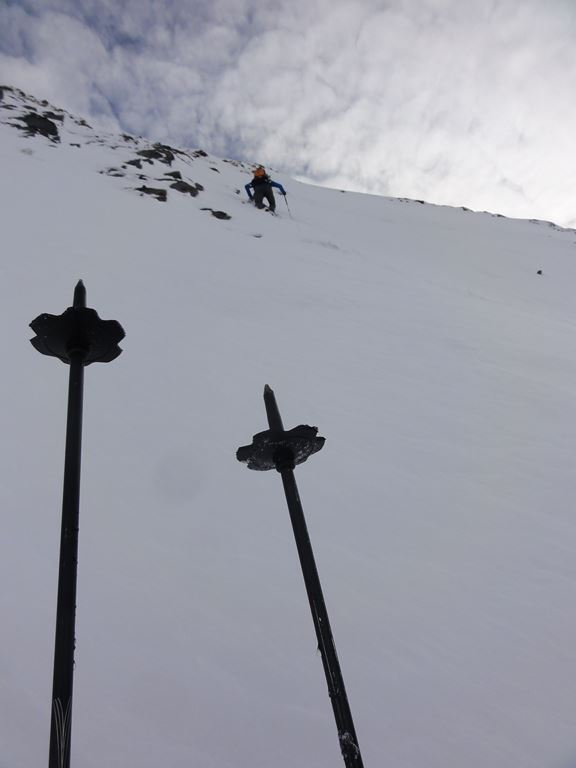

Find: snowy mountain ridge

[2,85,576,768]
[2,84,573,234]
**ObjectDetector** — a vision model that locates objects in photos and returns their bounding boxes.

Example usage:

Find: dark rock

[537,270,543,275]
[136,149,160,162]
[201,207,231,220]
[126,158,143,169]
[122,133,136,142]
[164,171,182,180]
[16,112,60,141]
[137,174,148,180]
[137,146,175,165]
[210,167,220,173]
[195,183,204,191]
[136,185,167,202]
[154,142,177,152]
[43,111,64,122]
[76,118,92,128]
[70,143,81,147]
[170,180,199,196]
[193,149,208,157]
[101,168,125,177]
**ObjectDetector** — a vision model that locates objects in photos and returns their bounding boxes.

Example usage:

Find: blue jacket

[245,177,286,199]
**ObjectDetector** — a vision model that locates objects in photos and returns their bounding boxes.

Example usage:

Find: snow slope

[2,85,576,768]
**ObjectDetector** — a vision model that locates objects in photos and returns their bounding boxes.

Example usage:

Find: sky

[1,0,575,227]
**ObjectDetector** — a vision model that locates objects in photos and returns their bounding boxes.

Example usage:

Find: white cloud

[1,0,575,226]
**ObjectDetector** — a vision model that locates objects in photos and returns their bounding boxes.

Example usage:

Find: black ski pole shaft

[283,194,292,218]
[30,281,124,768]
[279,464,363,766]
[49,343,84,768]
[237,386,364,768]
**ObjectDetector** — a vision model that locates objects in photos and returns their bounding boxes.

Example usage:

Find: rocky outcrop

[169,180,198,196]
[136,144,175,165]
[16,112,60,141]
[201,208,231,220]
[0,86,261,223]
[136,185,167,202]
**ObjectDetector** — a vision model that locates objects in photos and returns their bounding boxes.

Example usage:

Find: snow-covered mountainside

[2,84,576,768]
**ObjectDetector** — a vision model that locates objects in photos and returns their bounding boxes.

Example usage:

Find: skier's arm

[270,181,286,195]
[244,182,253,199]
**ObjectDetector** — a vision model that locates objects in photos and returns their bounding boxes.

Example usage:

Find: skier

[245,166,286,213]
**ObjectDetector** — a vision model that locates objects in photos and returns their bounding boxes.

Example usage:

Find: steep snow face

[2,85,576,768]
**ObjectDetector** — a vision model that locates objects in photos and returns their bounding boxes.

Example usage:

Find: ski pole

[30,281,124,768]
[237,386,364,768]
[283,194,292,219]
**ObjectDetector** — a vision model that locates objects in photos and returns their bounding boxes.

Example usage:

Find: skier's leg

[265,188,276,212]
[253,188,265,209]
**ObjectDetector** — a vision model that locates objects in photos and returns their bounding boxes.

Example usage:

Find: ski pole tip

[263,385,284,431]
[73,280,86,308]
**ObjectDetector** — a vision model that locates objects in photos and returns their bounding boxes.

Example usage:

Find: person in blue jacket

[245,166,286,212]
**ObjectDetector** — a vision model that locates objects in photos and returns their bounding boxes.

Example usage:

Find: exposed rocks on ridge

[16,112,60,141]
[136,186,168,202]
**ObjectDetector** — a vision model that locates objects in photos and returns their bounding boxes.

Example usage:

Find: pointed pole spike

[263,384,284,432]
[73,280,86,309]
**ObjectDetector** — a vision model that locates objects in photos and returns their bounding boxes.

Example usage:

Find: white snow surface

[2,86,576,768]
